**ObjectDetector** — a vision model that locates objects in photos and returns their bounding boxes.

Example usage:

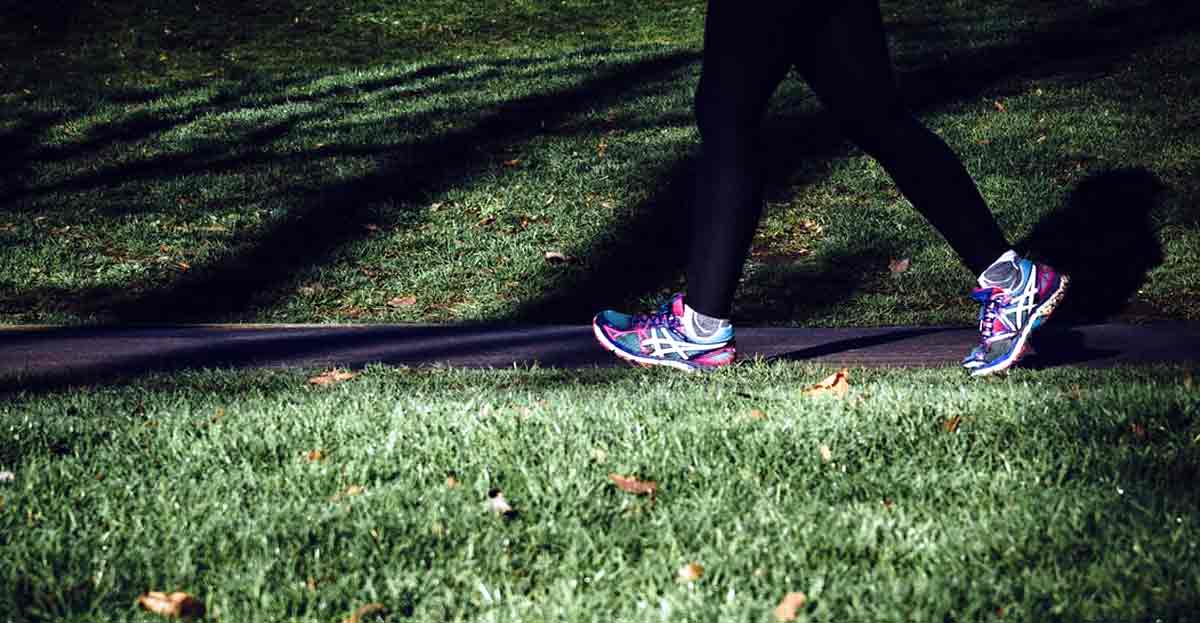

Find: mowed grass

[1,0,1198,325]
[1,364,1198,621]
[3,4,1200,621]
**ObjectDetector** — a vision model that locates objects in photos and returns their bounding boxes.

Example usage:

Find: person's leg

[795,0,1069,376]
[685,1,797,319]
[793,0,1009,276]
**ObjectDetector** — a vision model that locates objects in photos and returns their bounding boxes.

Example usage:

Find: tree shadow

[88,50,700,321]
[1018,168,1166,323]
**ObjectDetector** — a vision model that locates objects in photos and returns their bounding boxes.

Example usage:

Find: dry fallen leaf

[1065,384,1083,401]
[774,591,808,621]
[486,489,515,516]
[609,473,658,496]
[137,591,205,619]
[994,100,1007,112]
[804,368,850,399]
[677,562,704,583]
[543,250,573,264]
[308,369,357,386]
[342,602,388,623]
[331,485,365,501]
[749,409,768,420]
[888,258,911,275]
[818,444,833,463]
[502,158,521,167]
[445,474,460,489]
[305,449,326,463]
[387,295,417,308]
[943,415,962,433]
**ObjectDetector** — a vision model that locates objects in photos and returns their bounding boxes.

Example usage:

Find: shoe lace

[976,289,1008,347]
[636,301,681,332]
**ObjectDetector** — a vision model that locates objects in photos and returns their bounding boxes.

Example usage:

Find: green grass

[4,4,1199,621]
[2,0,1199,326]
[2,364,1198,621]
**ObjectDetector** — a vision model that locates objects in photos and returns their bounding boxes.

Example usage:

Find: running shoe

[592,293,736,372]
[965,257,1069,376]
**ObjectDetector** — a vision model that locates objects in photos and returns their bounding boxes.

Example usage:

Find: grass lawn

[3,1,1200,621]
[1,0,1198,326]
[2,364,1199,621]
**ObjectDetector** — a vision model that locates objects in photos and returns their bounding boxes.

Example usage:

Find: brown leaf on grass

[888,258,911,275]
[445,474,460,489]
[943,415,962,433]
[387,295,417,308]
[676,562,704,583]
[342,602,388,623]
[609,473,658,496]
[308,369,356,386]
[137,591,205,619]
[502,158,521,167]
[749,409,768,421]
[774,591,808,621]
[882,498,895,510]
[803,368,850,399]
[818,444,833,464]
[543,250,573,264]
[305,449,326,463]
[331,485,365,501]
[993,100,1007,112]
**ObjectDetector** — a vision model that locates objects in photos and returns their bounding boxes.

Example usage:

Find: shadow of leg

[1018,167,1166,323]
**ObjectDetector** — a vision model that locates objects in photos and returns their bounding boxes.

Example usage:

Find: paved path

[2,322,1197,388]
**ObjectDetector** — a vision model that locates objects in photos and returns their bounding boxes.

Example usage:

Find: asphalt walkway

[2,322,1198,388]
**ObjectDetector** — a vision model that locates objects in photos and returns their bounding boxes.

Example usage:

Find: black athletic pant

[686,0,1010,318]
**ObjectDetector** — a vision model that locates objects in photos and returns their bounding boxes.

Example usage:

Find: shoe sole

[970,274,1071,377]
[591,318,720,373]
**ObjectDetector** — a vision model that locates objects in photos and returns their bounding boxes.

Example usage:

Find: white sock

[682,304,732,342]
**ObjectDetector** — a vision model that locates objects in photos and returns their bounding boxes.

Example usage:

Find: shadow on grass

[7,50,700,321]
[1019,167,1166,323]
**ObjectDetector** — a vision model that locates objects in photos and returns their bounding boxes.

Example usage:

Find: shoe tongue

[671,293,686,318]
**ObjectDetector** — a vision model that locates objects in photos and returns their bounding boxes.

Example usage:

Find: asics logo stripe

[642,326,728,358]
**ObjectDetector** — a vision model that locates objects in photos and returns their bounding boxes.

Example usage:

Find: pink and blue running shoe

[593,293,736,372]
[963,257,1069,376]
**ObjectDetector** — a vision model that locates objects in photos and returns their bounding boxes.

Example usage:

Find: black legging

[686,0,1010,318]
